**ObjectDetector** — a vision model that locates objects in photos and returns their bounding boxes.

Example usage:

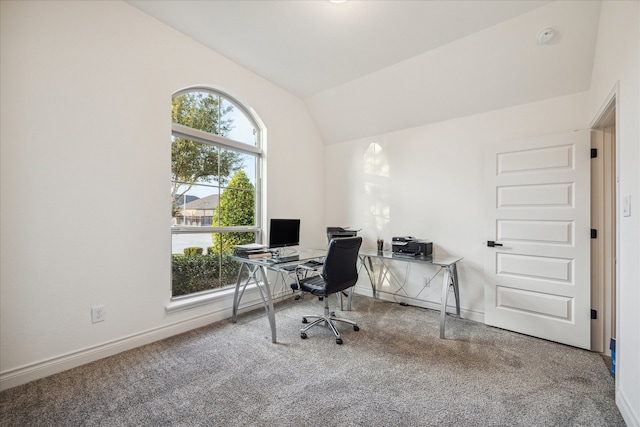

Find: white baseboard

[0,309,229,391]
[0,288,273,392]
[616,385,639,427]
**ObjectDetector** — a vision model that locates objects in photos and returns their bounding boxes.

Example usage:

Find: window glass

[221,98,257,146]
[171,89,262,298]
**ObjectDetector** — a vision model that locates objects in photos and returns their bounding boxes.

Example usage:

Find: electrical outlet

[423,276,431,287]
[622,195,631,217]
[91,305,106,323]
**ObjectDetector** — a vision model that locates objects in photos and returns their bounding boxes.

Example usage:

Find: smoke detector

[536,27,555,45]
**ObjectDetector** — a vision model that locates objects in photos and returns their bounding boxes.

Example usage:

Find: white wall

[0,0,326,389]
[589,1,640,425]
[325,92,590,319]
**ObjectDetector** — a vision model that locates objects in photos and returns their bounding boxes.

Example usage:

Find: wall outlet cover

[91,306,106,323]
[622,195,631,217]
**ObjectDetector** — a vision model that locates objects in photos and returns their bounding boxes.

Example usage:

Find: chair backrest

[322,236,362,295]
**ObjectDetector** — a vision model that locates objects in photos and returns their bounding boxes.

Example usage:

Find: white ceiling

[128,0,602,144]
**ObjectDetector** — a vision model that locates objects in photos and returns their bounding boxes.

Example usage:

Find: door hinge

[591,148,598,158]
[591,309,598,320]
[591,229,597,239]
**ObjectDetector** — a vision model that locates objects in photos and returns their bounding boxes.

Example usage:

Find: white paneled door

[484,130,591,349]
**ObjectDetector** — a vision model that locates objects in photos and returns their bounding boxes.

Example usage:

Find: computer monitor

[268,218,300,249]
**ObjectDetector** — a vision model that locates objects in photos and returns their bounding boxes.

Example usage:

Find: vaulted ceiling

[128,0,602,144]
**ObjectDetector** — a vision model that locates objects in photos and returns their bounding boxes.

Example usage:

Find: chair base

[300,305,359,344]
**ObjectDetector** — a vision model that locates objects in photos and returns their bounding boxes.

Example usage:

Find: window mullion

[172,123,262,156]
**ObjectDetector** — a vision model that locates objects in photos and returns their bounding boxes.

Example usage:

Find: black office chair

[297,236,362,344]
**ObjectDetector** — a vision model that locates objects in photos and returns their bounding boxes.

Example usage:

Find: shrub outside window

[171,88,262,298]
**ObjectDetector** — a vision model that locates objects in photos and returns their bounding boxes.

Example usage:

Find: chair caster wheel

[301,332,307,339]
[294,295,301,300]
[353,325,359,331]
[302,318,308,324]
[336,338,343,345]
[330,311,336,317]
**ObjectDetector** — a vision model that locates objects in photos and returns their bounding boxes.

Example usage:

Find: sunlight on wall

[363,142,391,240]
[363,142,389,177]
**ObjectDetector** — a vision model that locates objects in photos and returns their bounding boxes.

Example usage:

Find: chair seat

[298,275,327,297]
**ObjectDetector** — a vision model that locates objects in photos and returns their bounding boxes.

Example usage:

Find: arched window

[171,87,263,298]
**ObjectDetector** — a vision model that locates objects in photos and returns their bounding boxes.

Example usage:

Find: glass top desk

[358,250,462,339]
[232,248,327,343]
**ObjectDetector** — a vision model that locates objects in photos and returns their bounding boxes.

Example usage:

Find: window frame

[169,87,264,303]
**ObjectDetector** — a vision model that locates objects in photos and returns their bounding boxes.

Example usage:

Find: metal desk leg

[337,285,356,312]
[439,262,461,339]
[338,289,348,311]
[257,265,277,344]
[232,262,250,323]
[440,266,452,339]
[232,262,277,343]
[451,262,460,317]
[359,256,378,298]
[342,257,370,311]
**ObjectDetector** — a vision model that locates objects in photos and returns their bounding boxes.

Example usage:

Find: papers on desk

[235,243,267,251]
[234,244,272,259]
[246,252,272,259]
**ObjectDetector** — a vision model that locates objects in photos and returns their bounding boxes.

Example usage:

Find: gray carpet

[0,294,625,426]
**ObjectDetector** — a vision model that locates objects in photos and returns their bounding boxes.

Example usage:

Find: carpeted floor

[0,294,625,426]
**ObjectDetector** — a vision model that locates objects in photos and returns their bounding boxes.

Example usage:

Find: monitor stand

[271,247,299,263]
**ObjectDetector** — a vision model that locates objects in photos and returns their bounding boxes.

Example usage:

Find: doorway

[590,92,617,356]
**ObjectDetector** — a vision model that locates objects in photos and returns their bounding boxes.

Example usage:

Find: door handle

[487,241,503,247]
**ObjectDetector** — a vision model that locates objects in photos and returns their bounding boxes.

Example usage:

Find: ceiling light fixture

[536,27,555,45]
[329,0,346,3]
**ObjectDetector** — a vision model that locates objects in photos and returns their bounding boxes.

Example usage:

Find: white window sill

[165,286,238,313]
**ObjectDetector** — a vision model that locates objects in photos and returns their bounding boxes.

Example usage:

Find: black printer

[391,236,433,257]
[326,227,359,242]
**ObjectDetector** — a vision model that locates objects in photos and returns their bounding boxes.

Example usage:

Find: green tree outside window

[212,170,256,254]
